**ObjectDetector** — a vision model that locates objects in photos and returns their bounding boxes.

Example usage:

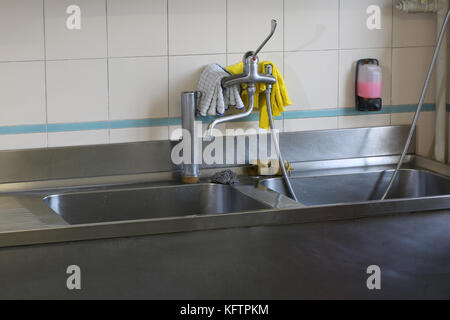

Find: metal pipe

[181,91,200,184]
[265,65,298,202]
[204,84,256,141]
[381,7,450,200]
[396,0,438,13]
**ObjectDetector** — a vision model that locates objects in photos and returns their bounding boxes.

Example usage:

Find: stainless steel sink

[3,126,450,249]
[260,169,450,206]
[44,183,271,225]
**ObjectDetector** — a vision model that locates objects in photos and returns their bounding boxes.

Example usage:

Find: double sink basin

[43,167,450,226]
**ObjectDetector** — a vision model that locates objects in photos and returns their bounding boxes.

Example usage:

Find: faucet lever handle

[253,19,277,59]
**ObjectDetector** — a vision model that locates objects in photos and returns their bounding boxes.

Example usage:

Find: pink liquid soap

[357,82,382,99]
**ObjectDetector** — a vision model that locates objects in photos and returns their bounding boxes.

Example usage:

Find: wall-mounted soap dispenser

[355,59,382,111]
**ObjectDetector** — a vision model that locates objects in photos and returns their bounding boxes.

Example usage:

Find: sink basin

[44,183,270,225]
[261,169,450,206]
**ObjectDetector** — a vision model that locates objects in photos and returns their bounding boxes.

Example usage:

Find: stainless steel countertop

[2,209,450,299]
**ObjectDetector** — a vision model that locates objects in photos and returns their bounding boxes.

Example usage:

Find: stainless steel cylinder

[181,91,200,183]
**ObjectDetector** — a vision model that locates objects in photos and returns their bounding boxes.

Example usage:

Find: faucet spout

[204,84,257,141]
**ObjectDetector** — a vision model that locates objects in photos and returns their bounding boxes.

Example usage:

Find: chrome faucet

[180,20,278,183]
[204,20,278,140]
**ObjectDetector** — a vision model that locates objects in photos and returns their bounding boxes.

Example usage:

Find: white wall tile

[48,129,109,147]
[168,0,226,55]
[284,50,339,110]
[169,54,226,118]
[46,59,109,123]
[109,56,168,120]
[339,48,392,108]
[391,110,435,157]
[285,0,339,51]
[0,61,46,126]
[107,0,167,57]
[416,111,435,157]
[340,0,393,49]
[169,124,182,141]
[227,0,283,53]
[225,121,271,134]
[110,127,168,143]
[284,117,338,132]
[0,133,47,151]
[199,118,281,136]
[393,10,436,48]
[45,0,107,59]
[169,119,204,141]
[391,110,414,126]
[338,112,390,128]
[392,47,435,105]
[0,0,45,61]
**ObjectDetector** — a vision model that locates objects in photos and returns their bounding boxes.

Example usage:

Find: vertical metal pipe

[264,65,298,202]
[181,91,200,184]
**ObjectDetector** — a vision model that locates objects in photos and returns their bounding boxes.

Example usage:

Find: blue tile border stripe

[109,118,168,129]
[0,104,449,135]
[338,107,391,116]
[0,124,46,135]
[390,104,436,113]
[47,121,109,133]
[284,108,338,119]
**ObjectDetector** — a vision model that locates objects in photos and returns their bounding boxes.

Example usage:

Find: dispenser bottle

[355,59,382,111]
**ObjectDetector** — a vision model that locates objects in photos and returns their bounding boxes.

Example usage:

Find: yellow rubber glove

[225,61,292,130]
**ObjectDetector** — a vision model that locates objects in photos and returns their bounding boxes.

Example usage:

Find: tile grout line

[226,0,229,66]
[337,0,341,129]
[166,0,170,139]
[0,44,443,64]
[105,0,111,143]
[42,0,49,147]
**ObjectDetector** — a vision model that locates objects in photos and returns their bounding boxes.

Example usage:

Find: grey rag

[211,170,238,185]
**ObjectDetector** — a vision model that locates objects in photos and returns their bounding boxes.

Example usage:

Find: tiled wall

[0,0,448,157]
